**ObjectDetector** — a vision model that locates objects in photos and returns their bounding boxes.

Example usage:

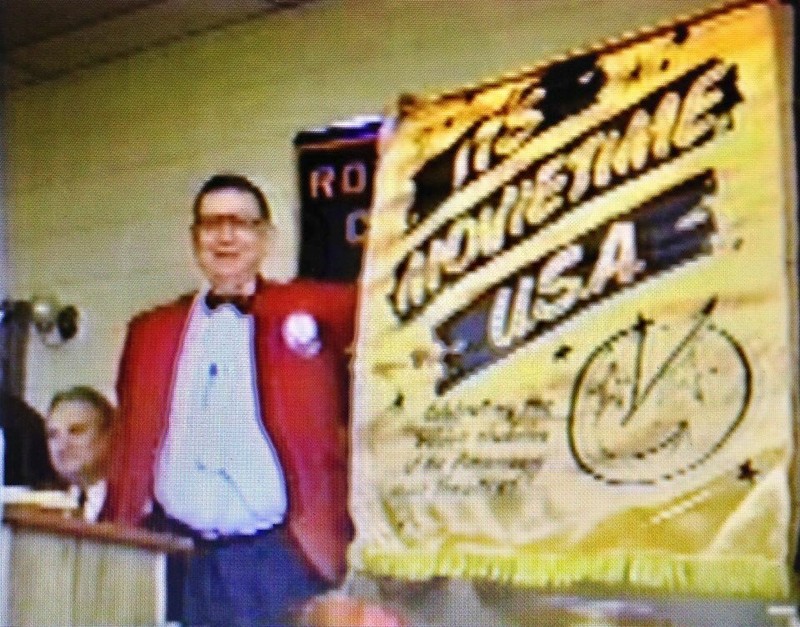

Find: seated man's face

[45,400,110,486]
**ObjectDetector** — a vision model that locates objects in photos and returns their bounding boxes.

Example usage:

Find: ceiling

[1,0,322,90]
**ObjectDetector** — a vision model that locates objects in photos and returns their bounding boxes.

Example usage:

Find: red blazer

[105,279,357,583]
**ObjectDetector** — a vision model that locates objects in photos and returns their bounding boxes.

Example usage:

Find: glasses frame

[192,214,268,236]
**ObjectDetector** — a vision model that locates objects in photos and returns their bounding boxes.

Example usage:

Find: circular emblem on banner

[567,305,751,485]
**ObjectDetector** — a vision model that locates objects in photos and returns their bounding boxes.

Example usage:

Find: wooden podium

[0,505,192,626]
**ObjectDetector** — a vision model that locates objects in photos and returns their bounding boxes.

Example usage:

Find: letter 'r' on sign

[310,161,368,199]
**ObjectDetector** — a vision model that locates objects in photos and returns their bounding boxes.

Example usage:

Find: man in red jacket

[106,174,356,626]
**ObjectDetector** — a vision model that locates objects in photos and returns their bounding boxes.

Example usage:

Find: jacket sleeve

[262,280,359,581]
[317,282,358,357]
[104,311,174,526]
[103,319,138,524]
[103,298,191,525]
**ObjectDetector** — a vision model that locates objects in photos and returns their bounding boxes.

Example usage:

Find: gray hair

[48,386,115,432]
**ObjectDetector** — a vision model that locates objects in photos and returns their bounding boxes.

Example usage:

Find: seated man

[0,390,59,487]
[44,386,114,522]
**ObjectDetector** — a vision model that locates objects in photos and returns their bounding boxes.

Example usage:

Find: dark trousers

[147,504,329,626]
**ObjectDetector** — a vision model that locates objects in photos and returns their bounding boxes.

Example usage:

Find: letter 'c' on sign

[346,209,370,245]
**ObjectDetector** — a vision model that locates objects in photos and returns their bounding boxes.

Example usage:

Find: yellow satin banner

[350,0,796,597]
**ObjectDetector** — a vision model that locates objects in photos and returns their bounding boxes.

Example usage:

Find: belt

[148,502,285,546]
[195,525,284,547]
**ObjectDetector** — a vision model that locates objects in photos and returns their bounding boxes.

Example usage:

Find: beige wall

[4,0,726,410]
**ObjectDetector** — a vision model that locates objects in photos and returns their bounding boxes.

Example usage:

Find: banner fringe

[360,550,791,599]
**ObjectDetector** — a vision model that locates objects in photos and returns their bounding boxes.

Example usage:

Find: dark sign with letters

[295,118,382,282]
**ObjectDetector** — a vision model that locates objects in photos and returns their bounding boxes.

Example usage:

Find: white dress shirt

[154,293,287,536]
[69,480,107,523]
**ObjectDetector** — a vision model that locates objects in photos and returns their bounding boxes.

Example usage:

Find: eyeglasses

[193,215,266,235]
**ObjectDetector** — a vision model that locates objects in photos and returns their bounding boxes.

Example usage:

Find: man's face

[45,400,110,486]
[192,188,269,292]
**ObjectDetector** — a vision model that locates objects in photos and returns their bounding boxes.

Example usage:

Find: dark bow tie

[205,291,254,314]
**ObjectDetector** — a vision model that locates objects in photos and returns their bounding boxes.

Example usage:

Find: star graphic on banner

[632,313,654,335]
[627,62,642,82]
[553,345,572,361]
[737,459,759,483]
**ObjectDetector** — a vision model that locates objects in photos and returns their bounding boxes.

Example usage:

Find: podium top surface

[2,504,193,553]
